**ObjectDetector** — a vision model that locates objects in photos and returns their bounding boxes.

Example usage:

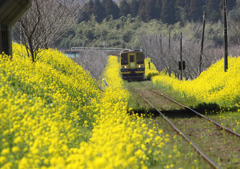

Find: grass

[208,110,240,134]
[124,81,156,112]
[169,114,240,168]
[124,80,213,168]
[124,79,240,168]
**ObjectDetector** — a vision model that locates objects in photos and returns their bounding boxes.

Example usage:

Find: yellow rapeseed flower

[12,146,20,153]
[2,148,10,155]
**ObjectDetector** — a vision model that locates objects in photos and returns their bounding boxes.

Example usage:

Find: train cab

[120,50,145,80]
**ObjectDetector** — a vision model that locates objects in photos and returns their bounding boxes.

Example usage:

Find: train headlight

[122,66,127,68]
[138,65,142,68]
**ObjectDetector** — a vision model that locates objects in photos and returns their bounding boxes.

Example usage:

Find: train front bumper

[120,68,145,80]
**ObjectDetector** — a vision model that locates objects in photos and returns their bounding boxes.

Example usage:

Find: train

[120,50,145,80]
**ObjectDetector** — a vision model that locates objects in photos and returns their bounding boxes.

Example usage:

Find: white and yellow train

[120,50,145,80]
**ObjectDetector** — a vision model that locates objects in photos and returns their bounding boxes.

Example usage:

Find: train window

[130,55,134,62]
[136,52,144,64]
[121,53,128,65]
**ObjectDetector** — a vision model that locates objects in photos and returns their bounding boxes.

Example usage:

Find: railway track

[148,88,240,138]
[131,82,240,169]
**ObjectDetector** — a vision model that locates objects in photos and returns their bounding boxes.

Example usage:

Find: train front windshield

[121,53,128,65]
[136,52,144,64]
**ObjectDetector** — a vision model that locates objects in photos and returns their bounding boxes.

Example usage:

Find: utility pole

[180,32,183,80]
[169,33,171,52]
[199,12,206,74]
[223,0,228,72]
[160,34,162,52]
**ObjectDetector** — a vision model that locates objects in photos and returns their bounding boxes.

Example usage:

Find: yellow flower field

[145,57,159,79]
[0,43,100,169]
[152,56,240,109]
[0,44,176,168]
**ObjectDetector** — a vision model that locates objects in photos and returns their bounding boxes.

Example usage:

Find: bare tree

[14,0,82,62]
[72,50,109,80]
[139,32,231,79]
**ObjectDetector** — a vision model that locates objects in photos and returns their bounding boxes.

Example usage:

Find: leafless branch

[14,0,83,61]
[72,50,109,80]
[139,32,239,79]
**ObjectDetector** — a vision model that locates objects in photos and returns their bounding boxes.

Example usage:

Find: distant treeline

[79,0,236,24]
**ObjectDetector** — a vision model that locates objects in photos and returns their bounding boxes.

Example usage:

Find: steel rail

[134,88,220,169]
[150,89,240,138]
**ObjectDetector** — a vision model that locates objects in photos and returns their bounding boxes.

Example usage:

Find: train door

[129,53,136,68]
